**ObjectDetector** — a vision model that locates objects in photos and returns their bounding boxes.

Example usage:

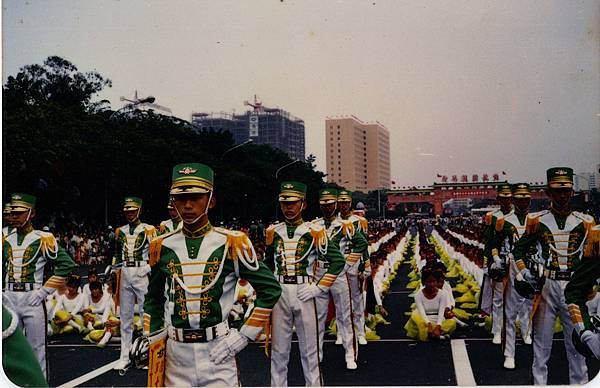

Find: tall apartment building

[191,97,305,161]
[325,116,391,192]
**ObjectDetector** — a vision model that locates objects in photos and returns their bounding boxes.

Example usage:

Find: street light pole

[109,95,156,119]
[220,139,253,160]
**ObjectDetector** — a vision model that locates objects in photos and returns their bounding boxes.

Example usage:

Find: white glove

[581,330,600,359]
[516,268,534,282]
[297,284,324,302]
[29,287,54,306]
[208,329,249,364]
[492,255,503,269]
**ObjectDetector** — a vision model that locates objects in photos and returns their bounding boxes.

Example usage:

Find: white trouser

[504,261,534,358]
[480,274,493,314]
[491,278,505,335]
[271,284,322,387]
[347,271,366,337]
[118,265,150,363]
[3,291,47,378]
[314,269,357,362]
[532,278,588,385]
[164,337,238,387]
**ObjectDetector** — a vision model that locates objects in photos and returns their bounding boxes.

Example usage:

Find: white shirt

[415,288,450,325]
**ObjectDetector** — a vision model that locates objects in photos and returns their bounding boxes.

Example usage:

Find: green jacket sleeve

[2,306,48,387]
[112,229,123,266]
[565,257,600,331]
[144,240,168,332]
[238,259,282,340]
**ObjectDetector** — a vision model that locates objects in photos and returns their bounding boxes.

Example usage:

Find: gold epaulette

[484,211,494,226]
[341,219,355,238]
[149,237,166,267]
[358,217,368,232]
[145,225,157,239]
[159,224,167,234]
[525,213,541,235]
[584,225,600,257]
[266,224,279,246]
[37,231,57,256]
[309,224,327,252]
[573,212,596,234]
[115,227,121,238]
[495,216,505,232]
[224,230,253,261]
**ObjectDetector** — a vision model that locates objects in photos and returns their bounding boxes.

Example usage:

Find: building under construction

[191,97,305,161]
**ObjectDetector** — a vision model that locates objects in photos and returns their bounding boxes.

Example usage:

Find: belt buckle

[11,283,25,292]
[283,275,296,284]
[126,261,136,267]
[183,329,205,342]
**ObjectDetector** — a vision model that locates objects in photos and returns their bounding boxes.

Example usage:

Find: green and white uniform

[2,226,75,377]
[339,213,370,340]
[313,216,368,365]
[265,220,345,386]
[515,209,595,384]
[493,211,534,359]
[145,223,281,386]
[159,218,181,235]
[112,221,157,365]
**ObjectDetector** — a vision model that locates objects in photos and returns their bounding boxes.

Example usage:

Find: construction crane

[244,95,279,113]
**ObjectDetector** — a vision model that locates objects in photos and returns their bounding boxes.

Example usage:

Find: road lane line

[451,339,476,386]
[56,359,120,388]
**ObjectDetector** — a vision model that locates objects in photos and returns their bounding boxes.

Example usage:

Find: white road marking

[56,359,120,388]
[451,339,477,386]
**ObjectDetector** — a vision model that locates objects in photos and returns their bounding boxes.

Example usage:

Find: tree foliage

[3,57,328,227]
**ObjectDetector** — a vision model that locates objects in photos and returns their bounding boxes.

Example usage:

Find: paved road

[46,261,600,386]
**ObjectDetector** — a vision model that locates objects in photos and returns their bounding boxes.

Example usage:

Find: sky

[3,0,599,186]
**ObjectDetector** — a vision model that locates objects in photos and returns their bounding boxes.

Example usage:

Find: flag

[502,171,507,175]
[436,174,443,178]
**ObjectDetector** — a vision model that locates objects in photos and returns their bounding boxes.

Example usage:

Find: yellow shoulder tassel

[309,225,327,252]
[159,224,166,234]
[40,234,57,255]
[149,238,163,267]
[145,226,157,240]
[525,214,540,234]
[495,217,505,232]
[266,225,276,246]
[341,220,355,238]
[227,231,252,261]
[359,217,368,232]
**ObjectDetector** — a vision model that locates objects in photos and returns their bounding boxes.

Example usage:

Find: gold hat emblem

[283,184,294,189]
[518,184,527,188]
[12,195,21,199]
[179,167,198,175]
[556,169,567,175]
[323,190,330,194]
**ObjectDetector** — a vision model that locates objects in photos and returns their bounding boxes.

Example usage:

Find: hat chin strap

[17,209,32,229]
[284,199,304,221]
[176,191,213,225]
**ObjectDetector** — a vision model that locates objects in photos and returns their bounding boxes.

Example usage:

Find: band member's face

[168,208,179,220]
[319,202,337,219]
[513,197,531,213]
[338,201,352,215]
[497,196,512,211]
[172,193,215,224]
[280,200,304,220]
[547,188,573,209]
[124,209,140,223]
[9,209,33,227]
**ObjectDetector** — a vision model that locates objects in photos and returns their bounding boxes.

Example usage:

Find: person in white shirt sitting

[405,266,457,341]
